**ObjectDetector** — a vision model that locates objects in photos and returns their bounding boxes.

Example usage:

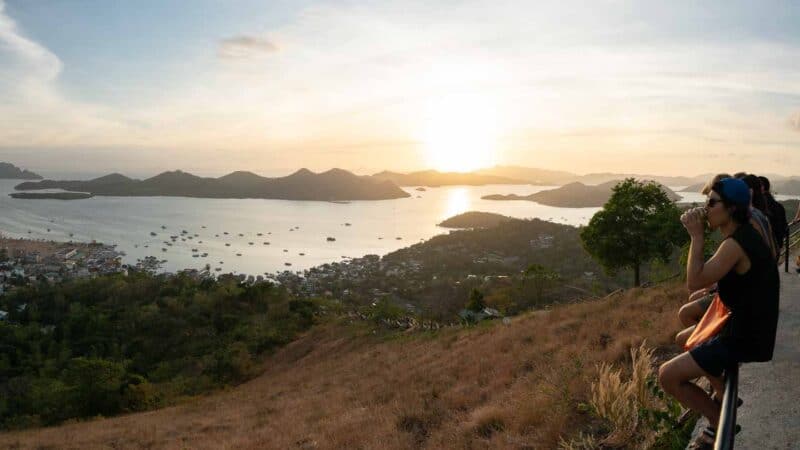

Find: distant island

[13,168,410,201]
[0,162,42,180]
[9,192,93,200]
[371,169,526,186]
[483,181,681,207]
[437,211,515,229]
[681,177,800,196]
[476,165,714,186]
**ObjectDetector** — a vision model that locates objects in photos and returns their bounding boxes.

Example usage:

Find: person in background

[759,176,788,257]
[660,178,780,449]
[736,174,777,259]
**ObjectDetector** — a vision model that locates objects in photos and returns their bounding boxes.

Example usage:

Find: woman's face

[705,192,728,230]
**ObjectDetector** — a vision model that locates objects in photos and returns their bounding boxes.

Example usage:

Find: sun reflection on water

[443,187,470,220]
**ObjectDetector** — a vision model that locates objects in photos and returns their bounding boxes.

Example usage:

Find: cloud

[218,35,278,59]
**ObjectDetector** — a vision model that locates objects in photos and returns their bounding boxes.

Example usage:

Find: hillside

[0,280,689,450]
[0,163,41,180]
[477,165,712,186]
[483,181,680,207]
[12,168,409,201]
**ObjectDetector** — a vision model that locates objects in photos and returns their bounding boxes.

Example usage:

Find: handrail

[714,364,739,449]
[783,219,800,273]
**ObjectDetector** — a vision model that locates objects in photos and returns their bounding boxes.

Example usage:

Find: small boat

[144,245,149,248]
[238,233,244,237]
[201,226,206,229]
[192,254,199,258]
[215,267,222,271]
[161,225,167,229]
[327,237,336,242]
[344,223,351,226]
[162,248,167,252]
[223,232,229,235]
[191,248,198,252]
[215,234,219,237]
[396,237,402,240]
[378,237,383,240]
[284,262,292,266]
[201,253,208,257]
[225,243,231,246]
[69,233,74,237]
[264,242,270,245]
[283,249,288,252]
[236,253,242,256]
[299,253,305,256]
[47,228,51,232]
[257,233,263,236]
[248,242,254,245]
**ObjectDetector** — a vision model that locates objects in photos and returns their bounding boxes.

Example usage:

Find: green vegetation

[0,272,320,429]
[581,179,687,286]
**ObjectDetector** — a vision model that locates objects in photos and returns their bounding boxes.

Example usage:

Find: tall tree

[580,178,687,286]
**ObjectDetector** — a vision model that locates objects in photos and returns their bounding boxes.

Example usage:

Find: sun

[421,93,499,173]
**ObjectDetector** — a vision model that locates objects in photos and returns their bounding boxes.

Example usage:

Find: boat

[225,243,231,246]
[284,262,292,266]
[191,248,198,252]
[192,254,199,258]
[223,232,229,235]
[299,253,305,256]
[283,249,288,252]
[238,233,244,237]
[201,253,208,257]
[249,242,254,245]
[215,267,221,271]
[344,223,351,226]
[327,237,336,241]
[263,242,270,245]
[396,237,402,240]
[257,233,263,236]
[236,253,242,256]
[161,225,166,229]
[162,248,167,252]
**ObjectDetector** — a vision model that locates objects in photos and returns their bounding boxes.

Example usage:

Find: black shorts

[689,336,742,377]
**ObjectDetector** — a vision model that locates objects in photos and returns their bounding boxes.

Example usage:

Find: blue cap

[717,178,750,207]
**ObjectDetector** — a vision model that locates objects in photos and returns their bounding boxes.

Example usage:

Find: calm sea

[1,180,794,276]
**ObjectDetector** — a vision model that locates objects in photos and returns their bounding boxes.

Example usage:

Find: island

[9,192,93,200]
[437,211,515,229]
[13,168,410,201]
[0,162,42,180]
[482,180,680,207]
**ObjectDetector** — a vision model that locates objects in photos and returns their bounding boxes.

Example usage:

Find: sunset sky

[1,0,799,177]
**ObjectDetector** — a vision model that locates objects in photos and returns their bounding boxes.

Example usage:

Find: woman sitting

[659,178,780,449]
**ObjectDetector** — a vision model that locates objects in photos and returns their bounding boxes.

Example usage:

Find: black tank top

[718,222,780,361]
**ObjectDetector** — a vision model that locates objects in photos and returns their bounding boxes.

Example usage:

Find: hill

[483,181,681,207]
[436,211,514,229]
[371,170,525,187]
[13,168,409,201]
[477,165,712,186]
[0,163,42,180]
[0,280,690,449]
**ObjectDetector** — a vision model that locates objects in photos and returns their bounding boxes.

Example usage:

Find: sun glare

[421,93,499,173]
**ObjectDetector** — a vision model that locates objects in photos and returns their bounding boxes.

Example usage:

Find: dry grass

[0,281,688,449]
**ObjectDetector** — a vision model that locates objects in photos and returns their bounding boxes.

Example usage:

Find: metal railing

[782,219,800,273]
[714,364,739,449]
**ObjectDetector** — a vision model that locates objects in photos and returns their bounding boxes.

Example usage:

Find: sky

[1,0,799,178]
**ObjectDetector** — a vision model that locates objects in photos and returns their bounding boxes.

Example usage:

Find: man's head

[758,176,771,194]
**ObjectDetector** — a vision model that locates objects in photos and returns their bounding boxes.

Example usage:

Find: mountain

[477,165,712,186]
[13,168,410,201]
[475,165,577,185]
[0,162,42,180]
[483,180,681,207]
[774,178,800,196]
[371,169,526,186]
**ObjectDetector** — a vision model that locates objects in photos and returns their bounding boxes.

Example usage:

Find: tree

[521,264,560,306]
[580,178,687,287]
[466,288,486,312]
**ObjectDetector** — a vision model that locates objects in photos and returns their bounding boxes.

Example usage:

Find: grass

[0,280,691,449]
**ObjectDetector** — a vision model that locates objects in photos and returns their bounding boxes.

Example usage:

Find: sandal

[687,429,715,450]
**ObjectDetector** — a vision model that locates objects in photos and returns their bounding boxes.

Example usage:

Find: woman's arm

[686,238,744,291]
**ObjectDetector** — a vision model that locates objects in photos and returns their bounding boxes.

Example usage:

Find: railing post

[786,229,790,273]
[714,364,739,450]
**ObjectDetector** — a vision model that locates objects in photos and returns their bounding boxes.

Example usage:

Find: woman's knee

[658,362,676,392]
[678,303,696,326]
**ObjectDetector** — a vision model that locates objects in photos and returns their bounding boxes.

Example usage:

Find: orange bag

[684,293,731,351]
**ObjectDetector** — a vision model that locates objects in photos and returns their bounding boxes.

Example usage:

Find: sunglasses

[706,197,722,208]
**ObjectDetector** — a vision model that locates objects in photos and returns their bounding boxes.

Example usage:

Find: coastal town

[0,235,126,299]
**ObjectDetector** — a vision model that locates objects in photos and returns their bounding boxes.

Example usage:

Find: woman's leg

[659,352,721,427]
[678,297,709,327]
[675,325,696,348]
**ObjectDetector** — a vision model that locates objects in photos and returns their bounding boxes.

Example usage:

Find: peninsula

[482,180,681,207]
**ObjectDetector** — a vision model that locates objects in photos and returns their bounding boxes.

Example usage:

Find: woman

[659,178,780,449]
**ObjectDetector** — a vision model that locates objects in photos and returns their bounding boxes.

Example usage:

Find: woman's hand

[680,207,705,237]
